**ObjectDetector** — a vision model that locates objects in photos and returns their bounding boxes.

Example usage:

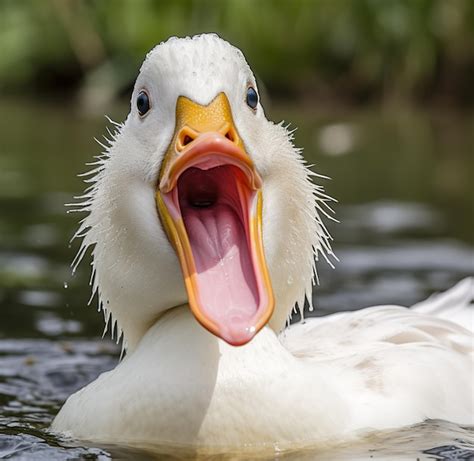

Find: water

[0,98,473,459]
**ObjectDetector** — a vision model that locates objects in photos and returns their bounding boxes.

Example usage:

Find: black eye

[246,87,258,110]
[137,90,150,116]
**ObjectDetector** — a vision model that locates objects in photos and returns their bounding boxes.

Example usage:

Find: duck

[52,34,474,452]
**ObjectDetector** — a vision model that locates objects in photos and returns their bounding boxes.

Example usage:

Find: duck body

[53,281,473,449]
[52,34,473,451]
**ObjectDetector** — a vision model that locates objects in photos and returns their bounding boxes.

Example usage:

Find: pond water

[0,98,473,459]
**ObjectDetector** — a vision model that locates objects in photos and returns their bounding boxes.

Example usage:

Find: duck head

[73,34,334,351]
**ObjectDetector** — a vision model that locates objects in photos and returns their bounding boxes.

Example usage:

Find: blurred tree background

[0,0,472,355]
[1,0,473,108]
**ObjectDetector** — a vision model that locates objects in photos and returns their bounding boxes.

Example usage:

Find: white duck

[52,34,474,451]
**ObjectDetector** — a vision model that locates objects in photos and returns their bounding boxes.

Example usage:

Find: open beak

[156,93,274,346]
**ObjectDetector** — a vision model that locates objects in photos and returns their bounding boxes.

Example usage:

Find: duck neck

[127,304,284,369]
[120,305,348,447]
[128,306,222,363]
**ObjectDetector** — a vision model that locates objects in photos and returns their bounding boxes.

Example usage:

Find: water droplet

[63,282,68,289]
[287,276,293,285]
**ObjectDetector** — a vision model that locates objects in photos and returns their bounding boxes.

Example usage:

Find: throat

[177,166,260,332]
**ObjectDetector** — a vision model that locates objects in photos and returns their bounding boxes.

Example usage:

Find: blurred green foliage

[0,0,473,104]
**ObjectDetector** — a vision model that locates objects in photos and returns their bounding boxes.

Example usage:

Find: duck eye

[137,91,150,116]
[246,87,258,110]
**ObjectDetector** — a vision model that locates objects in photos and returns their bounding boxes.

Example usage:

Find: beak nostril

[177,130,197,151]
[183,135,193,146]
[225,128,236,143]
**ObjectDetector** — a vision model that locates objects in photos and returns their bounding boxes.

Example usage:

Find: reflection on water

[0,98,473,459]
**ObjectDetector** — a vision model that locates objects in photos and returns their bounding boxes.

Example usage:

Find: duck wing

[280,278,473,359]
[279,278,474,427]
[411,277,473,332]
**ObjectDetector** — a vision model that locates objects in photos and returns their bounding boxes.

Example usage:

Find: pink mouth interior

[176,165,260,343]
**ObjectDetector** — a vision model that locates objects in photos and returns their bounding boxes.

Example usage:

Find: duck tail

[412,277,473,333]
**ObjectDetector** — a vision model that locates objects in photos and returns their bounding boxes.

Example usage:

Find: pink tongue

[182,203,259,340]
